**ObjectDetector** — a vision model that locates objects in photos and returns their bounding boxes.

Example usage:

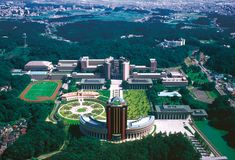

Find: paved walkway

[109,80,123,99]
[154,119,194,136]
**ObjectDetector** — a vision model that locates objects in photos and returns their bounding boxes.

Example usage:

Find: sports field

[20,80,62,102]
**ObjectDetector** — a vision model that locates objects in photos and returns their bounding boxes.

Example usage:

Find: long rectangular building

[24,61,53,71]
[127,78,153,89]
[79,78,106,90]
[153,105,193,119]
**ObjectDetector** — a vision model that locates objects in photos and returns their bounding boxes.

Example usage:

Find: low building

[71,72,98,79]
[50,72,70,80]
[26,71,49,80]
[162,77,188,87]
[57,60,78,71]
[79,78,105,90]
[127,78,153,89]
[61,91,100,101]
[132,72,165,80]
[24,61,53,71]
[168,71,184,78]
[158,91,182,97]
[153,105,193,119]
[79,115,154,140]
[191,109,208,120]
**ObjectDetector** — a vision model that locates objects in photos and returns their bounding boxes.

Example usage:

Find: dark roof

[127,78,153,84]
[155,105,192,113]
[80,78,105,84]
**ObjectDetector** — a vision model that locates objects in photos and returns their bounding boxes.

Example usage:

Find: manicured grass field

[20,80,61,102]
[195,120,235,160]
[124,90,150,119]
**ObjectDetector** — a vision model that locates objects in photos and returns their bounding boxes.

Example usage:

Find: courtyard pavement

[154,119,195,136]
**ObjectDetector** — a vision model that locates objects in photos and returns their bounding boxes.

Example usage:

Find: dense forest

[208,96,235,148]
[50,132,200,160]
[0,15,234,75]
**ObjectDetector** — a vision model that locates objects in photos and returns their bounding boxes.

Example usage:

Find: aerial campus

[6,55,226,160]
[0,0,235,160]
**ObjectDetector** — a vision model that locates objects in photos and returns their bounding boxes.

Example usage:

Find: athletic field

[20,80,62,102]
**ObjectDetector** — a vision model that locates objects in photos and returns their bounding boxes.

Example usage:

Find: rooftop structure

[158,91,182,97]
[57,60,78,71]
[153,105,193,119]
[79,78,106,90]
[24,61,53,71]
[126,78,153,89]
[162,77,188,87]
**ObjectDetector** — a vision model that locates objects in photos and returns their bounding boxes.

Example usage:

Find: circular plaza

[58,100,106,124]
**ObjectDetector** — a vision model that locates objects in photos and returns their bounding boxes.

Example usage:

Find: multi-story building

[79,96,154,141]
[104,61,111,80]
[150,58,157,72]
[122,61,130,81]
[106,97,128,141]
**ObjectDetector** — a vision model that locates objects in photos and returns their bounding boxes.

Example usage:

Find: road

[193,58,226,96]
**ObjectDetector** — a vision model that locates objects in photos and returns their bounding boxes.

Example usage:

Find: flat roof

[27,71,48,75]
[155,105,192,113]
[25,61,52,67]
[72,72,95,76]
[128,116,155,129]
[136,73,161,76]
[127,78,153,84]
[162,77,188,82]
[80,116,106,128]
[80,78,105,84]
[191,109,208,116]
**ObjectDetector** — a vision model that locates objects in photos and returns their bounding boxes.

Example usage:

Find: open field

[20,80,62,102]
[124,90,150,119]
[195,120,235,160]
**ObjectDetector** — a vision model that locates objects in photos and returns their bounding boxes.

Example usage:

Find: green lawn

[24,81,58,100]
[206,90,220,99]
[124,90,150,119]
[187,71,209,84]
[195,120,235,160]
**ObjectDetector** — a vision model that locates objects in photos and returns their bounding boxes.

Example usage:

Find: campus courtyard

[58,100,106,124]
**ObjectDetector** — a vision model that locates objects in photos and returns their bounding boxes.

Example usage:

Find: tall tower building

[122,61,130,81]
[106,97,128,141]
[150,58,157,72]
[104,61,111,80]
[80,56,89,72]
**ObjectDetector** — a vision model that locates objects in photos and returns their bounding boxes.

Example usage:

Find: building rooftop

[80,78,105,84]
[128,116,155,129]
[191,109,208,117]
[158,91,182,97]
[162,77,188,82]
[25,61,52,67]
[154,105,192,113]
[127,78,153,84]
[80,116,106,128]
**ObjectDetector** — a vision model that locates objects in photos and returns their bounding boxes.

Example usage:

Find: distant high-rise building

[22,33,27,48]
[122,61,130,81]
[150,58,157,72]
[104,61,111,80]
[80,56,89,72]
[106,97,128,141]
